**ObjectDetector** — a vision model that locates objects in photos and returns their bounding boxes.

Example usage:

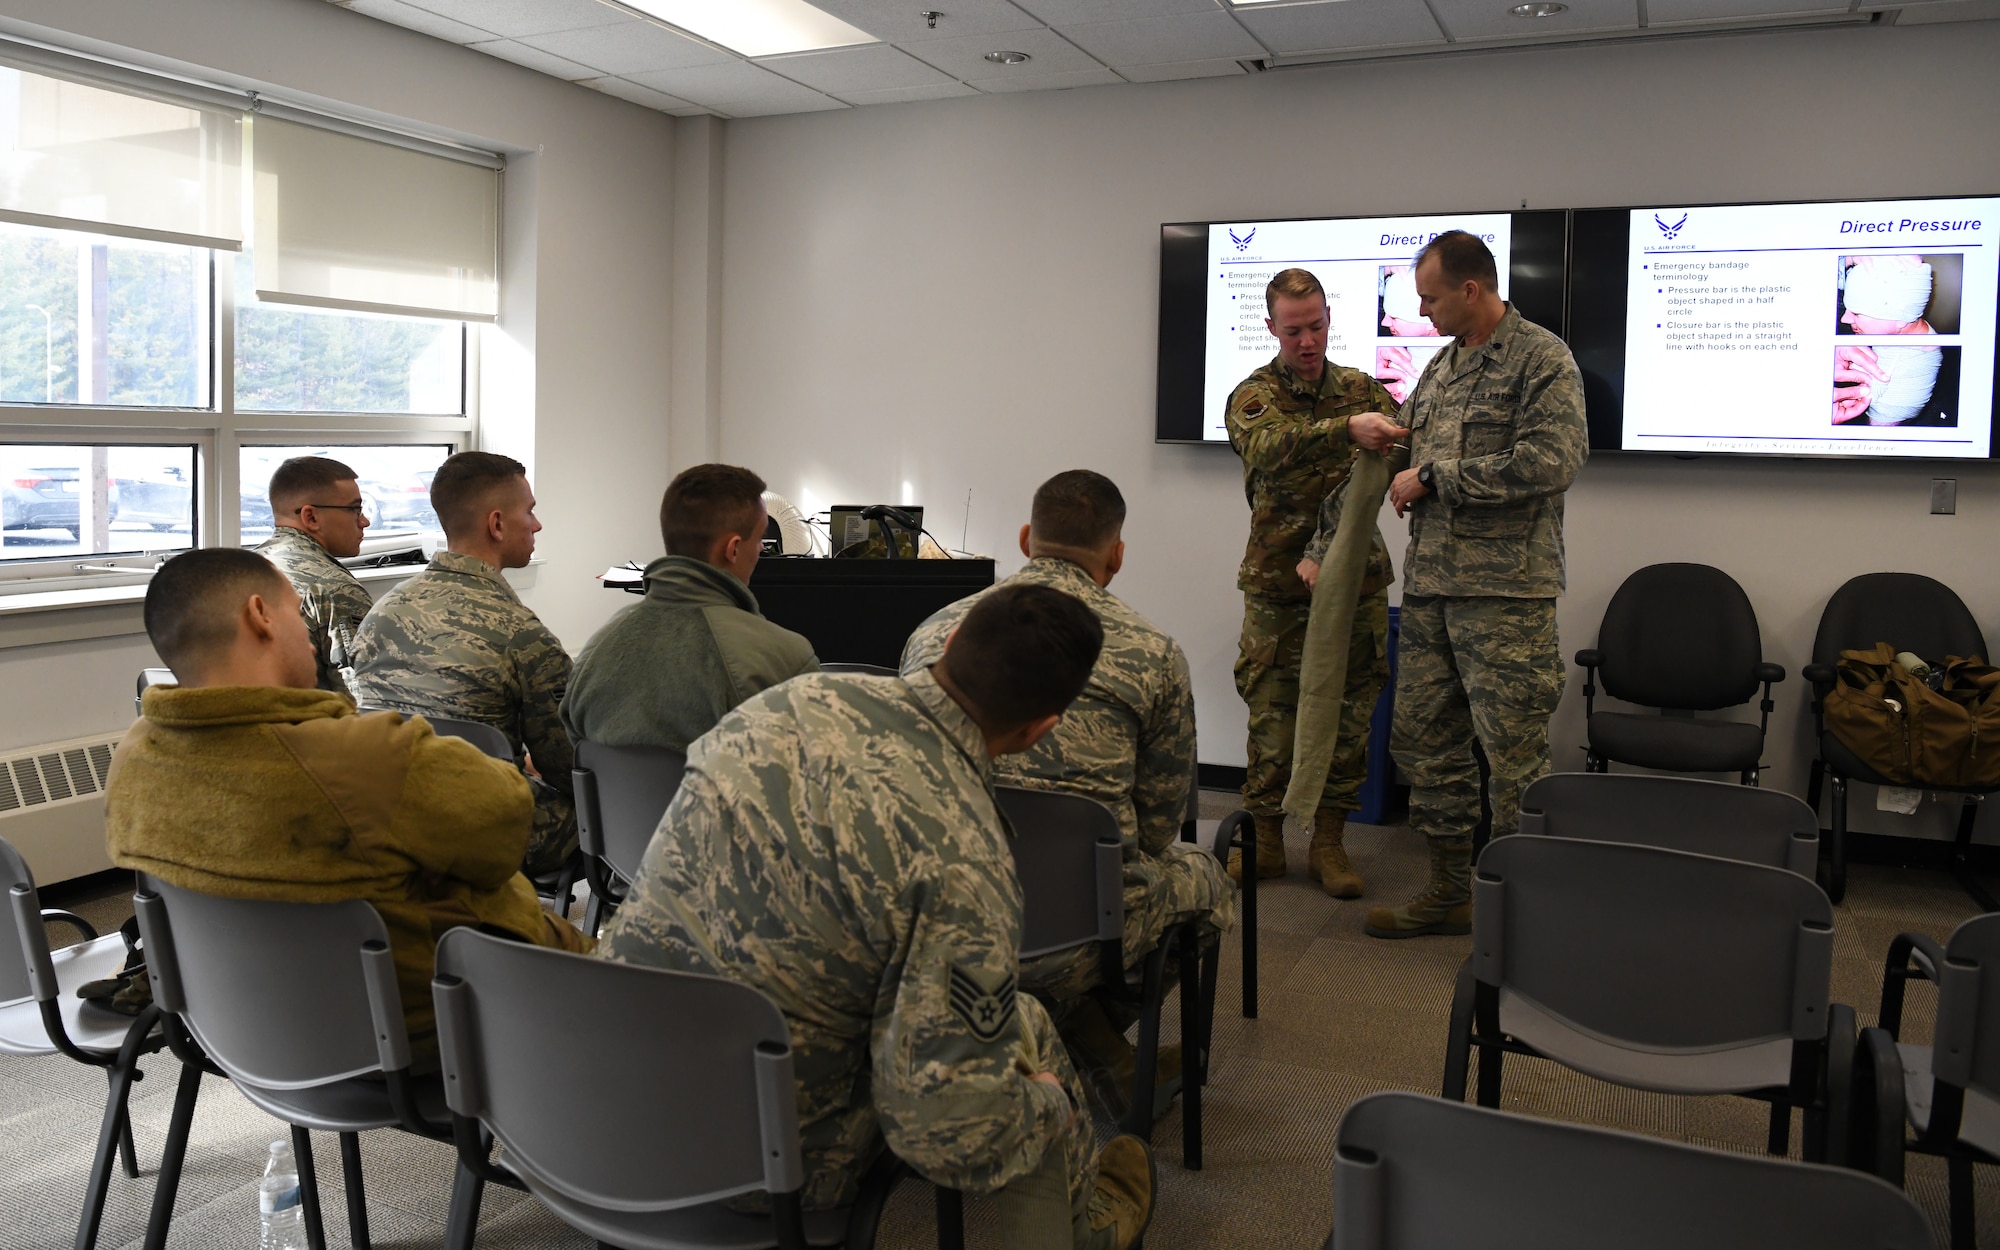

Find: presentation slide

[1200,214,1513,441]
[1619,197,1999,458]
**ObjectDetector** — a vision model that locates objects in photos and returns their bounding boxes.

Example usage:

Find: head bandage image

[1378,265,1436,336]
[1863,344,1945,424]
[1843,257,1934,324]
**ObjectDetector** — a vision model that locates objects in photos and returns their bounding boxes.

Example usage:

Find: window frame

[0,248,477,593]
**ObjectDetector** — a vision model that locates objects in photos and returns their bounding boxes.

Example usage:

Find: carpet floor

[4,792,1993,1249]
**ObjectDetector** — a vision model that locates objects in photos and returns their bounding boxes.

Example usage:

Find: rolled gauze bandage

[1843,257,1933,324]
[1382,268,1424,323]
[1865,344,1944,424]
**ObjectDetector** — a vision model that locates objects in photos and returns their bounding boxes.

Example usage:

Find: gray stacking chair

[135,878,470,1250]
[1517,771,1820,878]
[1441,835,1854,1164]
[572,740,686,936]
[357,706,514,762]
[1325,1091,1932,1250]
[429,928,903,1250]
[1855,912,2000,1249]
[2,838,161,1250]
[1179,754,1261,1022]
[135,667,175,713]
[995,786,1217,1167]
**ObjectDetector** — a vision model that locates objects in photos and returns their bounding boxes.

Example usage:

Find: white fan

[762,491,817,556]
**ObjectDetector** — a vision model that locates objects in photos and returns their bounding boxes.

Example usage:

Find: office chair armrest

[1878,931,1947,1040]
[1574,649,1601,712]
[1753,663,1786,728]
[1755,662,1786,685]
[1802,662,1837,692]
[1854,1026,1910,1185]
[1210,810,1252,865]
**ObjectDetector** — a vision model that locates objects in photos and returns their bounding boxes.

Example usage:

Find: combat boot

[1362,841,1472,938]
[1085,1134,1156,1250]
[1225,814,1287,883]
[1309,809,1364,899]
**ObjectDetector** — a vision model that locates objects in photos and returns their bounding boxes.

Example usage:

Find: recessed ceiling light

[983,50,1032,65]
[617,0,876,57]
[1509,1,1568,14]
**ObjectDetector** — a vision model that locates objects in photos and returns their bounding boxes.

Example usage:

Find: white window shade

[252,116,498,322]
[0,65,243,250]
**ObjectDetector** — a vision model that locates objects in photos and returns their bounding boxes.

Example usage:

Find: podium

[749,557,996,670]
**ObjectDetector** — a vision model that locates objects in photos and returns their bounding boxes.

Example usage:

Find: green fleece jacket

[561,555,819,752]
[106,686,590,1052]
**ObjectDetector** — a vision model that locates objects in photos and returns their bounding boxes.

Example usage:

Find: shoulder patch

[947,963,1018,1043]
[1242,401,1266,417]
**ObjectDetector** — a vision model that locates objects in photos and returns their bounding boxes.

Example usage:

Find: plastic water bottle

[258,1140,308,1250]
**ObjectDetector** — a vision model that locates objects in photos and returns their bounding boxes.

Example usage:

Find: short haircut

[429,451,527,540]
[144,547,288,676]
[940,583,1104,730]
[268,456,358,515]
[1030,470,1126,550]
[1265,267,1325,315]
[1416,230,1500,292]
[660,463,766,557]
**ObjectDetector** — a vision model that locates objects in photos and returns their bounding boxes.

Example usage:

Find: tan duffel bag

[1825,643,2000,788]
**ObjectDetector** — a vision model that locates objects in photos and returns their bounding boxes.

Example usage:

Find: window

[239,444,451,545]
[1,443,196,558]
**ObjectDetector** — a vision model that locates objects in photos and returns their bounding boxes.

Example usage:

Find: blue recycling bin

[1355,605,1405,825]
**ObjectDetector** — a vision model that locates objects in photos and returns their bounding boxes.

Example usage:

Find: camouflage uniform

[901,557,1235,1003]
[349,551,577,875]
[254,526,373,697]
[1225,358,1397,816]
[598,669,1097,1231]
[1377,304,1588,877]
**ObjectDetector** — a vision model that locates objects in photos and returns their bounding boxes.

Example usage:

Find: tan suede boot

[1226,814,1288,883]
[1362,841,1473,938]
[1310,809,1364,899]
[1085,1134,1156,1250]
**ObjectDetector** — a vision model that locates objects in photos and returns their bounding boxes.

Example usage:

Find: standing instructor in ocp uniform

[1223,268,1409,899]
[1336,230,1587,939]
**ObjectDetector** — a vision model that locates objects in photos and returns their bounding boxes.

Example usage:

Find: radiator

[0,733,121,885]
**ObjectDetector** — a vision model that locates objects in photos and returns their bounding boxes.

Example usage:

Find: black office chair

[1576,563,1784,784]
[1803,572,1994,906]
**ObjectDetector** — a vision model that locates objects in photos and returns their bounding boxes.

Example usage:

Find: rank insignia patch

[948,964,1017,1043]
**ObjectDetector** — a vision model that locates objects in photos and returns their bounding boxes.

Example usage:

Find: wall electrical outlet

[1932,479,1957,515]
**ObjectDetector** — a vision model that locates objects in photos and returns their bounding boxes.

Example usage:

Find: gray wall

[711,20,2000,839]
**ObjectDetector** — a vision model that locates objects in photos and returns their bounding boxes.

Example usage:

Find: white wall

[0,0,676,758]
[713,20,2000,839]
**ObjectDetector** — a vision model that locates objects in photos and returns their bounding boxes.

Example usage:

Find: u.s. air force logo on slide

[948,964,1017,1043]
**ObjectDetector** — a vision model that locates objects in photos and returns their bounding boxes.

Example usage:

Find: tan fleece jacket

[106,685,590,1051]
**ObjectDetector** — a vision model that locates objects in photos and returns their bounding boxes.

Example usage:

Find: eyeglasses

[302,502,368,515]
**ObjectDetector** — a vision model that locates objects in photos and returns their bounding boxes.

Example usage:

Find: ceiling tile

[806,0,1046,42]
[1117,55,1250,79]
[578,75,699,110]
[1231,0,1445,52]
[904,25,1109,77]
[343,0,495,42]
[1430,0,1637,39]
[1646,0,1844,21]
[758,44,958,93]
[468,38,600,78]
[527,18,735,74]
[965,65,1126,90]
[1059,10,1265,64]
[401,0,627,38]
[1015,0,1223,20]
[834,81,984,105]
[627,60,849,116]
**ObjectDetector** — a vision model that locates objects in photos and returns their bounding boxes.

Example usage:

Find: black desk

[749,557,996,669]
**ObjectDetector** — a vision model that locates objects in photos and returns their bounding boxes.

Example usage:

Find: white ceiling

[328,0,2000,118]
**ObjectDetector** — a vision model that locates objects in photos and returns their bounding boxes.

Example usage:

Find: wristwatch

[1416,463,1435,490]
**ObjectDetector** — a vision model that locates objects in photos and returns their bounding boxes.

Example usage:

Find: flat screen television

[1568,195,2000,459]
[1155,209,1569,443]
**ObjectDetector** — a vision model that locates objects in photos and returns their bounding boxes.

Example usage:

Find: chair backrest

[0,838,48,1008]
[134,877,408,1088]
[431,928,802,1213]
[1814,571,1987,668]
[357,706,514,761]
[1934,912,2000,1104]
[1328,1091,1933,1250]
[135,667,175,714]
[573,740,686,884]
[1517,773,1818,878]
[992,787,1123,960]
[1474,836,1833,1051]
[818,662,898,676]
[1596,563,1763,710]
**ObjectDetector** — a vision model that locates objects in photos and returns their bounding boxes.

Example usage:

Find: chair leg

[1766,1102,1790,1156]
[1441,960,1475,1103]
[1123,945,1169,1142]
[1178,928,1204,1171]
[583,891,608,939]
[935,1188,965,1250]
[1197,941,1220,1087]
[76,1047,148,1250]
[1948,1154,1976,1250]
[1950,797,1998,912]
[339,1131,370,1250]
[1827,775,1849,906]
[292,1126,329,1250]
[1240,827,1258,1020]
[1807,756,1825,814]
[442,1162,485,1250]
[140,1061,203,1250]
[114,1072,140,1179]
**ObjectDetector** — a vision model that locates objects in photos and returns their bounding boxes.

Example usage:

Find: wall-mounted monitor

[1568,196,2000,459]
[1156,210,1568,444]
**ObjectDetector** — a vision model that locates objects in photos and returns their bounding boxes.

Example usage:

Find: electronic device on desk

[829,504,926,559]
[762,491,818,556]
